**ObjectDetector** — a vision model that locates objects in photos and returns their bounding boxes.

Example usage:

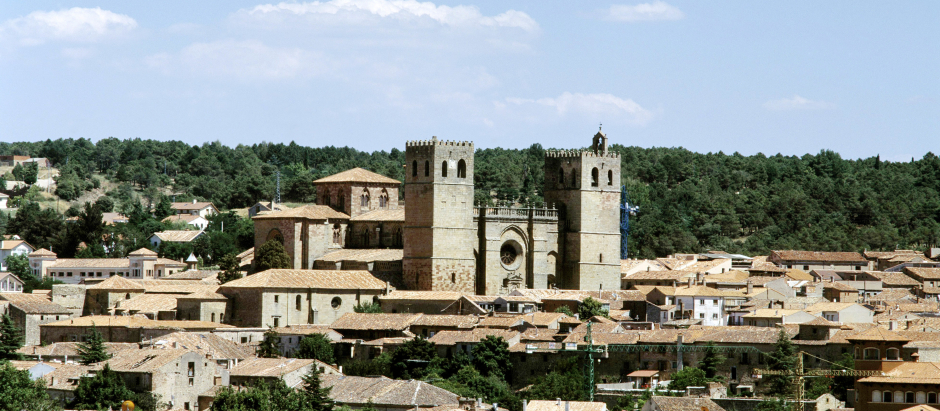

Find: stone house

[740,308,817,327]
[823,280,860,303]
[248,201,291,217]
[377,291,477,314]
[271,324,343,357]
[769,250,870,271]
[16,341,138,363]
[321,375,460,411]
[622,270,696,289]
[217,269,388,327]
[903,268,940,288]
[869,271,922,289]
[176,290,230,323]
[160,214,209,230]
[229,357,339,388]
[865,250,932,271]
[149,229,207,248]
[39,315,232,344]
[427,328,521,358]
[330,313,422,340]
[171,200,218,218]
[0,293,74,345]
[107,348,217,411]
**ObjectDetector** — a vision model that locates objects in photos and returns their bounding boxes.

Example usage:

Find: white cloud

[763,95,836,111]
[608,1,684,22]
[1,7,137,46]
[504,92,654,125]
[147,40,325,80]
[237,0,539,32]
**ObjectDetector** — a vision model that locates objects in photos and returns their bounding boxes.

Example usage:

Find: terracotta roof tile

[230,357,320,377]
[252,204,350,220]
[313,168,401,185]
[317,249,403,263]
[330,313,422,331]
[646,397,725,411]
[350,209,405,222]
[171,201,215,211]
[321,375,458,407]
[771,250,867,263]
[859,362,940,384]
[526,400,607,411]
[152,230,205,243]
[867,271,920,286]
[0,293,71,314]
[428,329,519,345]
[220,269,386,290]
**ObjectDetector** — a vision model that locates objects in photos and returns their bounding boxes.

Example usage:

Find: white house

[149,230,206,248]
[0,193,9,209]
[162,214,209,230]
[0,272,24,292]
[1,237,34,272]
[805,302,873,324]
[171,200,218,219]
[671,285,746,326]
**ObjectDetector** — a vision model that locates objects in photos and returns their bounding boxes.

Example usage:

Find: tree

[667,367,707,390]
[22,162,38,185]
[71,363,136,411]
[218,253,243,284]
[472,335,511,380]
[76,327,110,364]
[296,334,336,364]
[4,254,29,280]
[699,341,727,380]
[354,302,383,313]
[554,305,575,317]
[257,327,281,358]
[433,366,521,411]
[0,313,25,360]
[766,329,797,397]
[297,367,334,411]
[255,238,291,272]
[0,361,56,411]
[391,336,437,379]
[154,195,174,220]
[526,357,585,401]
[829,353,855,401]
[578,297,607,320]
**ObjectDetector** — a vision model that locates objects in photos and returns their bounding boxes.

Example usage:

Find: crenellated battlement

[406,136,474,148]
[545,150,620,159]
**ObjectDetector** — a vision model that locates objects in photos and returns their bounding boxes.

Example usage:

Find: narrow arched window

[296,295,302,311]
[558,168,565,185]
[608,170,613,185]
[379,189,389,208]
[412,160,418,177]
[887,347,900,360]
[361,189,370,208]
[883,391,893,403]
[571,169,578,187]
[424,160,430,177]
[864,347,880,360]
[441,161,448,177]
[591,168,599,187]
[211,313,216,322]
[457,159,466,178]
[873,391,882,403]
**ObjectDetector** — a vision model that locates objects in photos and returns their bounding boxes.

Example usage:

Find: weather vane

[599,122,603,131]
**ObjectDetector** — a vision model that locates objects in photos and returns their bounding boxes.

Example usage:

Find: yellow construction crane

[755,351,884,403]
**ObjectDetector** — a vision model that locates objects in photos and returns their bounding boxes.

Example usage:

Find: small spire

[599,122,603,131]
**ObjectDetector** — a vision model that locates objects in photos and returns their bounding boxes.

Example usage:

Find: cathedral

[252,130,622,294]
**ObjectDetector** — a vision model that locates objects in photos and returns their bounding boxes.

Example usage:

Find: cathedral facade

[253,130,622,294]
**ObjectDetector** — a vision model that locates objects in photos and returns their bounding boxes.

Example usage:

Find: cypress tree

[76,327,109,365]
[699,341,727,380]
[298,367,334,411]
[257,327,281,358]
[0,313,24,360]
[766,329,797,397]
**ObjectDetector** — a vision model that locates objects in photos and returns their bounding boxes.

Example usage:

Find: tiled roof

[230,357,318,377]
[623,271,695,281]
[681,259,731,273]
[321,375,458,407]
[784,269,815,281]
[478,316,524,329]
[350,209,405,222]
[106,348,189,372]
[252,204,350,220]
[330,313,422,331]
[132,280,218,294]
[28,248,56,257]
[86,275,146,290]
[219,269,386,290]
[868,288,916,302]
[236,247,254,259]
[50,258,130,269]
[822,281,858,291]
[273,325,341,338]
[176,290,228,300]
[865,250,923,259]
[171,201,215,211]
[518,312,570,327]
[145,331,253,360]
[317,248,403,263]
[859,362,940,384]
[697,326,794,344]
[412,315,478,329]
[800,316,841,327]
[905,267,940,280]
[805,302,866,313]
[42,315,233,330]
[428,329,519,345]
[162,270,219,280]
[313,168,401,185]
[17,342,138,358]
[42,363,99,392]
[742,309,804,318]
[128,248,159,257]
[0,239,30,250]
[151,230,204,243]
[526,400,607,411]
[771,250,867,263]
[846,327,910,342]
[563,331,641,345]
[867,271,920,286]
[646,397,725,411]
[162,214,204,224]
[673,285,745,298]
[0,293,71,314]
[114,294,180,313]
[380,291,464,301]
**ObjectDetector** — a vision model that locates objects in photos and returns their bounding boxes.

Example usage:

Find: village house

[171,200,219,218]
[217,269,388,327]
[769,250,871,271]
[0,293,75,345]
[805,302,874,324]
[39,315,232,344]
[903,268,940,288]
[741,308,817,327]
[272,324,343,357]
[106,348,217,411]
[161,214,209,230]
[16,341,139,363]
[0,236,33,271]
[228,357,340,388]
[322,375,461,411]
[149,229,207,248]
[28,247,187,284]
[0,272,24,292]
[248,201,291,217]
[865,250,933,271]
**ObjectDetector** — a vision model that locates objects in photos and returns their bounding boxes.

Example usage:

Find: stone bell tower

[543,129,622,290]
[403,137,476,292]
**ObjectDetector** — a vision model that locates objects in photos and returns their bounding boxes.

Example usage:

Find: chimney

[556,399,562,406]
[523,400,527,411]
[688,277,694,287]
[192,199,197,204]
[566,401,570,411]
[697,272,704,285]
[746,280,753,294]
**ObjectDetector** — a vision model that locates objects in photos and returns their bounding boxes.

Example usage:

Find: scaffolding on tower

[620,186,639,259]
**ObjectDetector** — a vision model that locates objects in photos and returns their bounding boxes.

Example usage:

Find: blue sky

[1,1,938,161]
